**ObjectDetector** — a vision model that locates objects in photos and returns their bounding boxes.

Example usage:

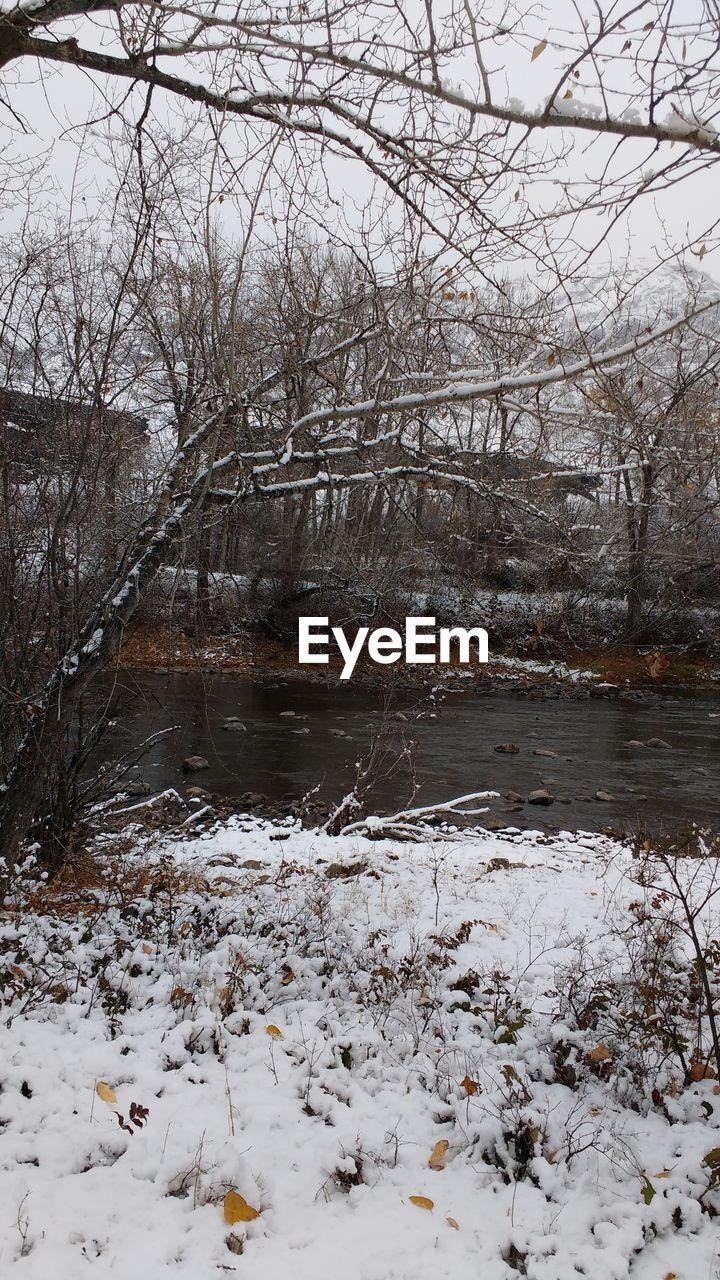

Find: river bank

[119,622,720,692]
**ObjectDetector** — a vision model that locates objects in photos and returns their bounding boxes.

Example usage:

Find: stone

[623,740,645,748]
[646,737,672,749]
[182,755,209,772]
[391,711,408,722]
[533,748,558,758]
[185,786,207,798]
[124,780,151,796]
[329,728,351,738]
[240,791,269,806]
[241,859,265,870]
[595,790,614,802]
[494,743,520,754]
[590,683,619,698]
[223,719,247,732]
[528,789,553,805]
[504,791,524,803]
[292,727,310,735]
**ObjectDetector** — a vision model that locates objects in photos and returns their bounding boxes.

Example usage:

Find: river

[91,670,720,836]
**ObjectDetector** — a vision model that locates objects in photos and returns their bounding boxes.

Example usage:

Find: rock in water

[495,743,520,754]
[182,755,209,772]
[646,737,672,749]
[528,789,553,805]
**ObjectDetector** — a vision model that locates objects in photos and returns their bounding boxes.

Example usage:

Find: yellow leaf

[95,1081,117,1105]
[409,1196,434,1211]
[281,969,295,986]
[428,1140,449,1170]
[563,88,573,99]
[446,1216,460,1230]
[223,1191,261,1224]
[266,1024,284,1040]
[589,1043,611,1062]
[531,38,548,61]
[461,1074,480,1095]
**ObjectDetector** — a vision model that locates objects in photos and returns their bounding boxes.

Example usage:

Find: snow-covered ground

[2,817,720,1279]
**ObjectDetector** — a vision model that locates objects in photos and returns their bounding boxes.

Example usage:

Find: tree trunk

[0,409,230,897]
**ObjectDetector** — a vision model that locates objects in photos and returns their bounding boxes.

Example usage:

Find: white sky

[1,0,718,296]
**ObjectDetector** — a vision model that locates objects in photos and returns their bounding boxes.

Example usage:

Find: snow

[1,816,720,1278]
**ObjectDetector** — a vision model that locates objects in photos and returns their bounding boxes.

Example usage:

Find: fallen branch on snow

[333,791,499,842]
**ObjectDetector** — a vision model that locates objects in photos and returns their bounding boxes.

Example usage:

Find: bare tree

[1,0,720,883]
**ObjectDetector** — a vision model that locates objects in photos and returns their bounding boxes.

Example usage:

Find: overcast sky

[1,0,718,299]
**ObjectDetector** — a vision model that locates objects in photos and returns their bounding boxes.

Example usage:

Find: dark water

[93,670,720,835]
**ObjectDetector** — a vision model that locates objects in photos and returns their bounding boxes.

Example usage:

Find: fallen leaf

[446,1216,460,1230]
[223,1191,260,1224]
[141,943,152,955]
[170,986,193,1006]
[690,1061,716,1082]
[563,88,573,99]
[266,1024,284,1040]
[409,1196,434,1211]
[428,1140,449,1170]
[461,1075,480,1095]
[95,1081,117,1105]
[589,1043,611,1062]
[531,38,548,61]
[281,969,295,986]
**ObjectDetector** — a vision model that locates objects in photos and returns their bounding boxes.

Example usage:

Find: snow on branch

[330,791,500,842]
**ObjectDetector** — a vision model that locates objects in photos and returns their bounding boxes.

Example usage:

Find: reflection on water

[92,670,720,835]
